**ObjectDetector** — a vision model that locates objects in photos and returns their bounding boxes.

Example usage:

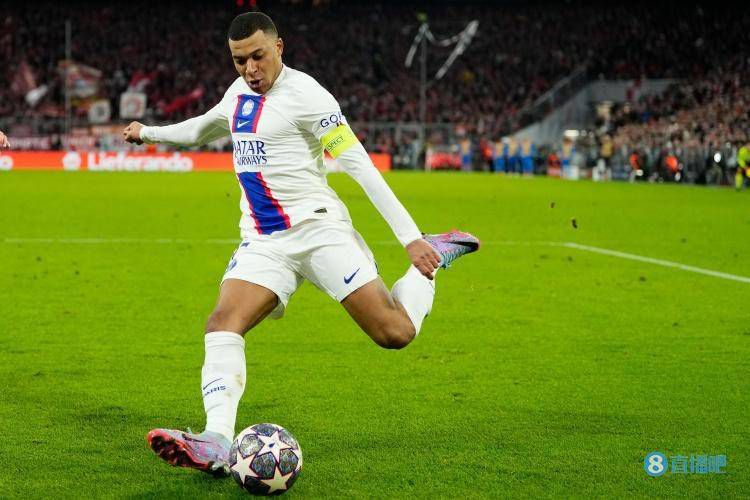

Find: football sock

[202,331,246,443]
[392,265,436,336]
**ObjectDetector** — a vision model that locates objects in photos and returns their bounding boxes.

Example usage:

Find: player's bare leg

[147,279,278,476]
[344,230,480,349]
[342,278,418,349]
[205,279,279,334]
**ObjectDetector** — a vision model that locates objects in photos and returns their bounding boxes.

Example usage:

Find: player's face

[229,30,284,94]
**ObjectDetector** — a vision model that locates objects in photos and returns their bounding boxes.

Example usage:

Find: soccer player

[123,12,479,476]
[0,131,9,149]
[736,141,749,191]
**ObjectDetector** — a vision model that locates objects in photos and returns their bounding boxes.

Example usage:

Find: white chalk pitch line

[2,237,748,284]
[559,242,750,284]
[1,237,238,245]
[369,240,750,284]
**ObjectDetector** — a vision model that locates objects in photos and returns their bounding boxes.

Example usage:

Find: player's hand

[0,131,10,149]
[406,238,441,280]
[123,121,144,145]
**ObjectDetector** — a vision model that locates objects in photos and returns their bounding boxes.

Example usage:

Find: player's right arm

[0,131,10,149]
[123,97,230,147]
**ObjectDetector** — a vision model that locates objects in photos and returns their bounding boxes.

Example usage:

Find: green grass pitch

[0,171,748,498]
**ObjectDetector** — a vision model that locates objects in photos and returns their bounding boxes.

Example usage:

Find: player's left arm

[331,129,440,278]
[0,131,10,149]
[299,88,440,277]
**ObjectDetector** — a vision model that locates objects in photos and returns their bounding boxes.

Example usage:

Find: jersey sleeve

[336,143,423,247]
[296,79,421,247]
[295,82,348,143]
[140,82,238,146]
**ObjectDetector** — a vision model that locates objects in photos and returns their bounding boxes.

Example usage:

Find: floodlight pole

[419,29,427,153]
[64,19,72,138]
[406,19,478,169]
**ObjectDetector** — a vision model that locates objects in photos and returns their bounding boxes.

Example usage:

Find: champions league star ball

[230,423,303,495]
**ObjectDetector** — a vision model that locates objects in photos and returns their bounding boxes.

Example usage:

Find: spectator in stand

[500,138,510,173]
[3,0,749,150]
[479,139,493,171]
[547,150,561,174]
[560,137,575,177]
[599,134,613,167]
[459,137,472,172]
[507,138,520,174]
[491,138,504,173]
[628,149,644,182]
[663,153,682,182]
[596,59,749,184]
[521,138,535,175]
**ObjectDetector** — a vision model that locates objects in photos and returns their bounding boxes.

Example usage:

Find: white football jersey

[228,66,355,237]
[162,66,352,237]
[142,64,422,246]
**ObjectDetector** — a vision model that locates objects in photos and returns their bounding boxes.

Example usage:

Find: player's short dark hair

[228,12,278,41]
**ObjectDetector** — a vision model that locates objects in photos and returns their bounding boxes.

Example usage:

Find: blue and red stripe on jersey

[232,95,265,133]
[237,171,291,235]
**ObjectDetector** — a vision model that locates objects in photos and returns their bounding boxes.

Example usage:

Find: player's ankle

[200,430,232,447]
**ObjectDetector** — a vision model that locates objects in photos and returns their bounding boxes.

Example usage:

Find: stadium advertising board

[0,151,392,172]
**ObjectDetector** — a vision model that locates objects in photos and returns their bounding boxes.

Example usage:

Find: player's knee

[374,321,415,350]
[204,310,225,333]
[205,308,242,334]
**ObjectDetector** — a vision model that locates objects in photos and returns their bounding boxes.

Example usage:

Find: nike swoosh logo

[237,120,250,128]
[202,378,222,390]
[344,268,360,284]
[182,434,211,443]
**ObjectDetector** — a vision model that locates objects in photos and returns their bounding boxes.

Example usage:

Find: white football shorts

[222,218,378,319]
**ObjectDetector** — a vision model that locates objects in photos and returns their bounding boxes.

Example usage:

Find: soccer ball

[229,423,303,495]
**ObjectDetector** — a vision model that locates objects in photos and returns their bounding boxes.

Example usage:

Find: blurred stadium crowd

[1,0,748,184]
[595,60,750,184]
